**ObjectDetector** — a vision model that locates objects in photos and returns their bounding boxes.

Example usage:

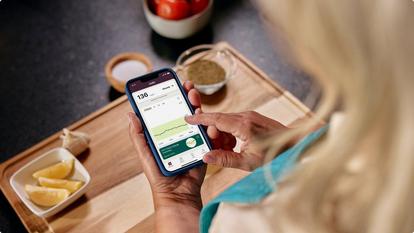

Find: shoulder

[209,192,281,233]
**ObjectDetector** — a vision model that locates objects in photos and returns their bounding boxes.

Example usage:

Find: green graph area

[150,117,189,141]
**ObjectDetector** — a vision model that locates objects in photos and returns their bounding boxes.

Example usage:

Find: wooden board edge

[0,95,128,171]
[217,41,311,115]
[0,96,129,233]
[0,163,4,181]
[217,42,286,92]
[0,167,53,233]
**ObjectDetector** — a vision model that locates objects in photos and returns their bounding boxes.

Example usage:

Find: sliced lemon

[25,185,70,207]
[32,159,74,179]
[38,177,83,194]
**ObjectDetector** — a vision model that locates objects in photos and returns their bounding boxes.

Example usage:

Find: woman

[128,0,414,232]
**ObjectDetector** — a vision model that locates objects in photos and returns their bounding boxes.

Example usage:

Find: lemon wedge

[32,159,74,179]
[38,177,83,194]
[25,185,70,207]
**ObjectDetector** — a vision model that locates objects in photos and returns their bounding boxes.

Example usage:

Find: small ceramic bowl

[143,0,213,39]
[10,147,90,217]
[176,44,237,95]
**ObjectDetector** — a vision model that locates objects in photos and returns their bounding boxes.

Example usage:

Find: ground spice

[187,60,226,85]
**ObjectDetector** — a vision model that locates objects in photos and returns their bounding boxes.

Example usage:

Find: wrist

[155,203,201,233]
[153,192,203,211]
[153,194,202,233]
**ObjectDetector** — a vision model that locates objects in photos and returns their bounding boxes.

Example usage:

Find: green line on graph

[150,117,189,141]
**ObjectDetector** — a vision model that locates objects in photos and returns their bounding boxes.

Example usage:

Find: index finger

[185,113,248,141]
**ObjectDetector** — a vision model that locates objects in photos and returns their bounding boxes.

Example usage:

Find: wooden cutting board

[0,42,311,233]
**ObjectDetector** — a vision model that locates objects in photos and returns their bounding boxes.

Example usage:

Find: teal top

[199,126,327,233]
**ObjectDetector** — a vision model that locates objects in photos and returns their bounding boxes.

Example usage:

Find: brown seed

[187,60,226,85]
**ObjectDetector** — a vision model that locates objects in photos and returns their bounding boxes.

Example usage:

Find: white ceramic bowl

[10,147,91,217]
[143,0,213,39]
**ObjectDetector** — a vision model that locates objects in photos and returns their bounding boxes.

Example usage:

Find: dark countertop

[0,0,313,232]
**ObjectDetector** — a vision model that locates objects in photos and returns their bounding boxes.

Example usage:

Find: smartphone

[125,68,212,176]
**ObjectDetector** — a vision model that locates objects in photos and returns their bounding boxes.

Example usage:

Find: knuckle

[244,111,253,117]
[232,121,243,134]
[220,153,231,167]
[240,120,252,140]
[245,111,258,119]
[212,112,223,122]
[242,118,253,129]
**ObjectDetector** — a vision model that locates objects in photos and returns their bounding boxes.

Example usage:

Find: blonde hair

[255,1,414,233]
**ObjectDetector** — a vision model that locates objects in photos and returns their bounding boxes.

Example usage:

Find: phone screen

[127,70,210,171]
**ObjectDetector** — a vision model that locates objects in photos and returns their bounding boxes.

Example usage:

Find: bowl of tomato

[144,0,213,39]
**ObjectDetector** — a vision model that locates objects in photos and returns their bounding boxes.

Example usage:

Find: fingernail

[203,155,214,163]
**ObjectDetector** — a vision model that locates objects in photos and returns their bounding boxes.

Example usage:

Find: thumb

[203,150,248,170]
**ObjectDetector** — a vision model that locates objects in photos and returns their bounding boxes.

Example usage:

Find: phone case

[125,68,212,176]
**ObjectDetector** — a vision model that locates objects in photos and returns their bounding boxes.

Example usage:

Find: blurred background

[0,0,312,232]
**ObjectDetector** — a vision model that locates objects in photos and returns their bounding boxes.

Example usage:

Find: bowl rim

[175,43,237,96]
[105,52,153,93]
[176,44,216,67]
[9,147,91,217]
[175,44,237,83]
[143,0,213,22]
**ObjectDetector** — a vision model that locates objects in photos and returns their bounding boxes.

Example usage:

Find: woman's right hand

[185,111,289,171]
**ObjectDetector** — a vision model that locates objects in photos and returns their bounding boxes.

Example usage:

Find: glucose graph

[140,87,197,146]
[150,117,189,141]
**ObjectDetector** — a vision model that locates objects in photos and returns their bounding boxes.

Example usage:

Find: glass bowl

[175,44,237,95]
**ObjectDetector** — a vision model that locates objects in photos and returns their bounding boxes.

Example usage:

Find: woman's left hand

[127,81,206,208]
[128,111,205,209]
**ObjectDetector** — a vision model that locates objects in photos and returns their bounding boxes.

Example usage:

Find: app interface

[132,77,209,171]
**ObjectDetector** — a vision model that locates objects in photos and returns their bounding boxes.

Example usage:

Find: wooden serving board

[0,42,311,233]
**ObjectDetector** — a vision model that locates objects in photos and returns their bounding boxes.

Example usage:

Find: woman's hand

[128,111,205,207]
[127,81,236,233]
[129,111,203,233]
[185,111,289,171]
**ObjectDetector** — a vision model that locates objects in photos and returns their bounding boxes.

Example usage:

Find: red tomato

[190,0,209,15]
[148,0,160,13]
[156,0,191,20]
